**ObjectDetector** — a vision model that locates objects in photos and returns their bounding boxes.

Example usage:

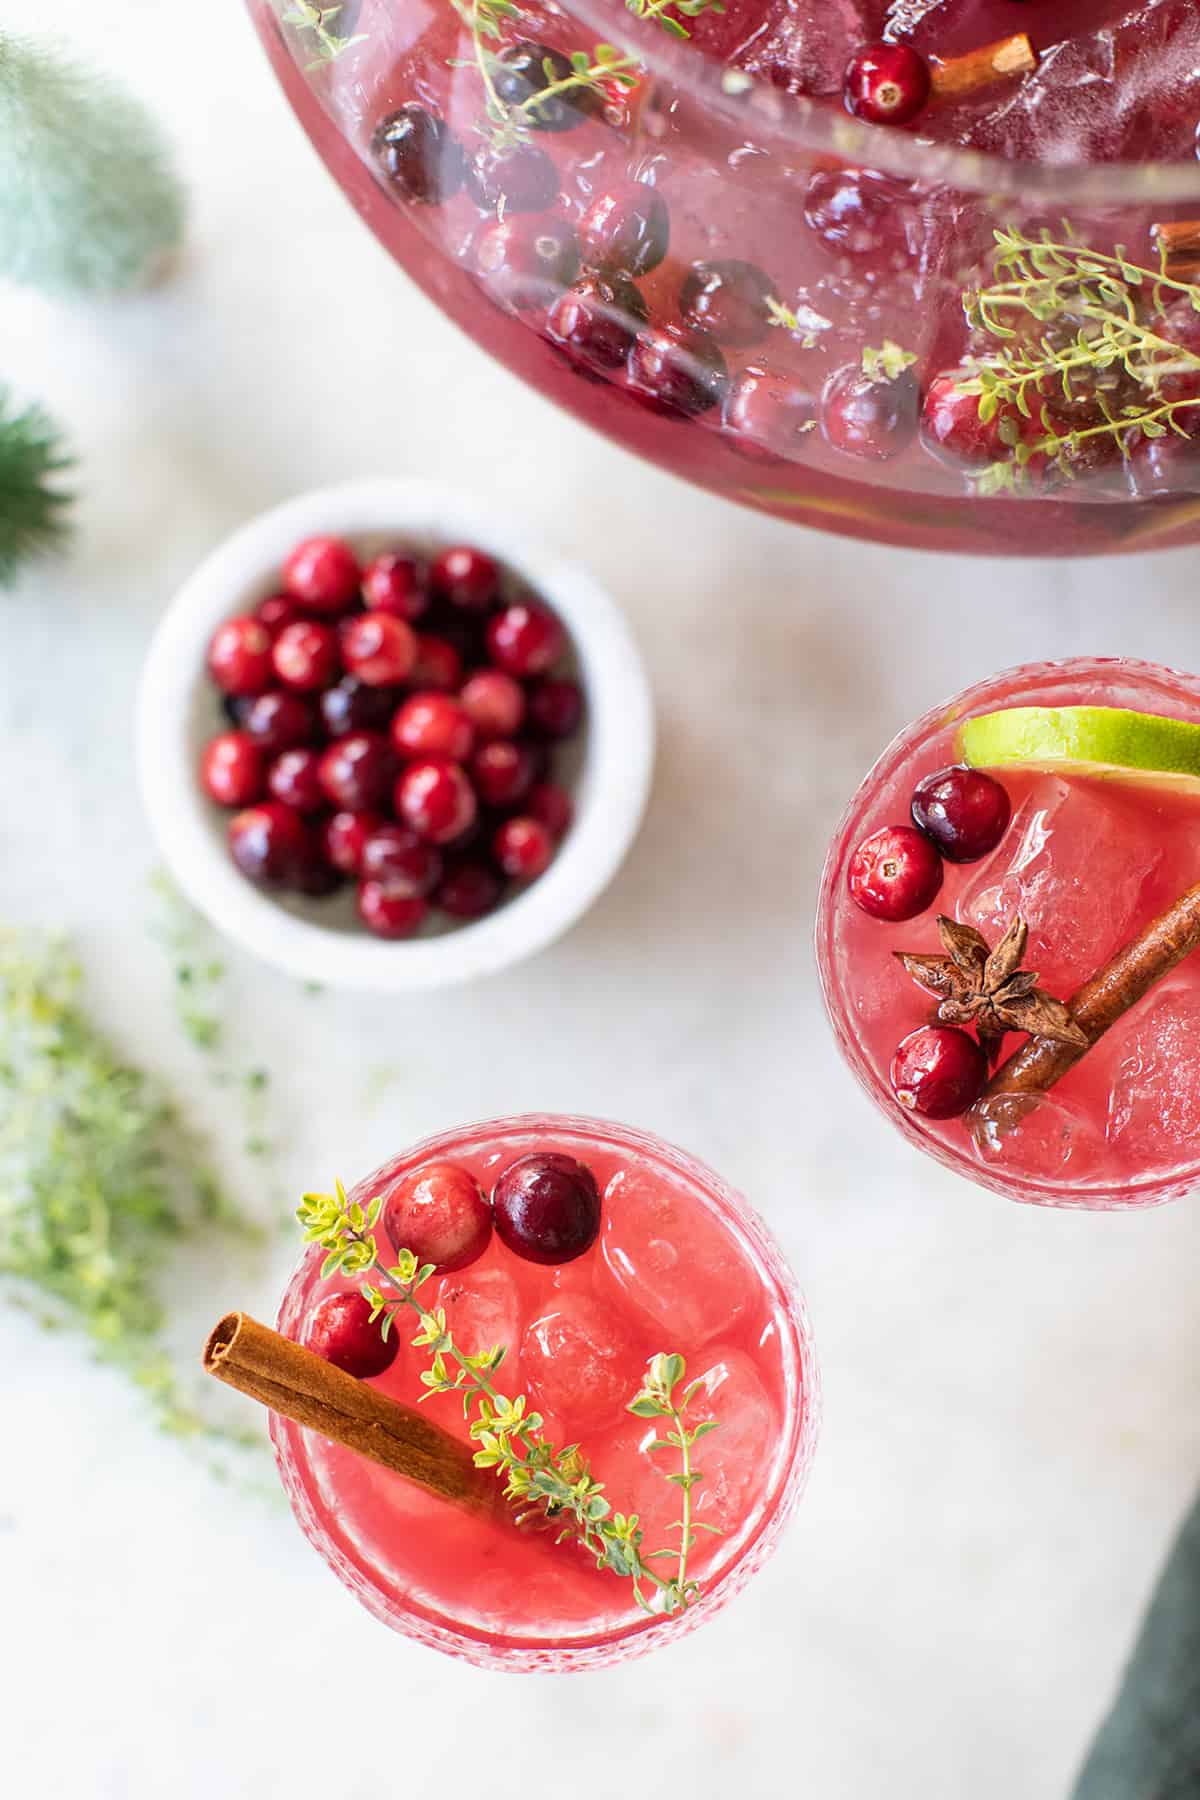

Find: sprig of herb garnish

[282,2,366,67]
[624,0,725,42]
[299,1182,721,1614]
[862,340,918,383]
[449,0,638,148]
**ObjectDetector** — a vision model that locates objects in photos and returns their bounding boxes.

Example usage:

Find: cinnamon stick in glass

[930,33,1037,103]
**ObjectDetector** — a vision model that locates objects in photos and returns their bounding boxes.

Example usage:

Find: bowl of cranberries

[138,481,653,990]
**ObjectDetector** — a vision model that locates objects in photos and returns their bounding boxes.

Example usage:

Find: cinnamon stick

[930,33,1037,102]
[968,877,1200,1139]
[1151,219,1200,279]
[203,1312,500,1517]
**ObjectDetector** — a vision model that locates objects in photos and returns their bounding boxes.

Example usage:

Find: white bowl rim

[137,478,655,992]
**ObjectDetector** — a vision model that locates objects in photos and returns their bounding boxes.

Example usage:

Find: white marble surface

[5,4,1200,1796]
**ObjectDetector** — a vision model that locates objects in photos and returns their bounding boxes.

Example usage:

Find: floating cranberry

[430,544,499,612]
[679,259,775,348]
[526,677,583,740]
[361,823,443,898]
[256,592,302,635]
[228,802,312,888]
[357,881,429,938]
[578,180,669,277]
[494,815,554,879]
[267,747,326,813]
[395,759,478,845]
[493,41,603,132]
[239,689,316,755]
[372,105,464,205]
[628,324,728,419]
[319,675,398,738]
[803,166,910,257]
[392,692,475,763]
[527,779,573,839]
[848,824,943,921]
[435,858,504,919]
[486,600,565,677]
[1126,428,1200,499]
[545,272,648,375]
[821,363,919,461]
[282,535,361,614]
[305,1290,399,1379]
[362,552,429,621]
[207,615,274,697]
[459,669,526,740]
[341,612,417,687]
[911,766,1011,863]
[920,374,1006,468]
[322,809,385,876]
[475,214,580,314]
[383,1161,493,1271]
[201,732,265,808]
[410,634,464,692]
[890,1025,987,1120]
[318,733,396,812]
[843,41,931,126]
[466,143,560,214]
[492,1152,601,1266]
[271,619,341,692]
[722,365,817,463]
[470,739,538,808]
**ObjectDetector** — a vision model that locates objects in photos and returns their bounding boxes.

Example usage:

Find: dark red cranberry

[474,214,580,314]
[679,259,775,348]
[1126,427,1200,498]
[545,272,647,375]
[382,1161,493,1271]
[305,1290,398,1378]
[272,620,341,692]
[843,41,931,126]
[318,733,396,812]
[722,365,817,464]
[430,544,499,612]
[372,105,464,205]
[492,1152,601,1265]
[361,823,443,897]
[848,824,943,921]
[890,1025,987,1120]
[392,692,475,763]
[527,779,573,839]
[459,669,525,740]
[238,689,316,755]
[362,552,430,621]
[470,739,537,808]
[228,802,312,888]
[628,324,728,419]
[207,616,274,697]
[409,634,464,692]
[920,374,1006,468]
[201,732,266,808]
[494,815,554,879]
[319,675,397,738]
[803,166,911,257]
[256,592,302,635]
[486,601,565,677]
[578,181,669,277]
[267,747,326,813]
[322,809,385,876]
[341,612,417,686]
[493,41,603,132]
[293,848,345,899]
[282,535,361,614]
[911,767,1011,863]
[395,759,478,845]
[526,677,583,740]
[357,881,428,939]
[435,858,504,919]
[466,143,559,214]
[821,364,920,461]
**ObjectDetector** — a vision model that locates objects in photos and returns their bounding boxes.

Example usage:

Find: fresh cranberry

[470,740,538,808]
[466,143,559,214]
[527,779,573,839]
[322,809,385,876]
[679,259,775,348]
[272,620,341,692]
[843,41,931,126]
[459,669,526,740]
[392,692,475,763]
[319,675,398,738]
[722,365,817,463]
[267,747,326,813]
[305,1290,398,1378]
[486,600,565,677]
[475,214,580,314]
[318,733,396,812]
[282,535,361,614]
[1126,427,1200,498]
[228,802,312,888]
[382,1161,493,1271]
[360,823,443,897]
[920,374,1007,468]
[409,633,464,692]
[372,105,464,205]
[492,1152,601,1265]
[526,677,583,740]
[821,364,920,461]
[256,592,302,635]
[341,612,417,687]
[579,180,669,277]
[201,732,266,808]
[430,545,499,612]
[293,849,345,899]
[494,815,554,879]
[890,1025,987,1120]
[395,759,478,844]
[545,272,648,375]
[848,824,943,921]
[627,325,728,419]
[357,881,428,939]
[362,552,430,621]
[207,616,274,697]
[493,40,603,132]
[435,858,504,918]
[911,767,1011,863]
[238,689,316,755]
[804,166,910,257]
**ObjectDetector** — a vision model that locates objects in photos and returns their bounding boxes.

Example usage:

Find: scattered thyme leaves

[862,340,918,383]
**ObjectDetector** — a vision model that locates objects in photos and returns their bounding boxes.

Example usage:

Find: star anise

[894,916,1089,1065]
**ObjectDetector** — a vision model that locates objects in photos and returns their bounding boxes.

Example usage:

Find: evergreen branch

[0,389,72,585]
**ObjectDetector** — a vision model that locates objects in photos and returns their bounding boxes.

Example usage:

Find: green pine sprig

[0,389,72,586]
[299,1182,721,1614]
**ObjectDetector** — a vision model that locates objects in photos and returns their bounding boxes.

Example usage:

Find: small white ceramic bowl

[137,480,654,991]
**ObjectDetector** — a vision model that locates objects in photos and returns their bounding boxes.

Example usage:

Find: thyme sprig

[624,0,725,42]
[282,2,366,66]
[449,0,638,149]
[299,1182,720,1614]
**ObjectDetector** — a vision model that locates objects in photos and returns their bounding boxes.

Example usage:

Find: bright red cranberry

[890,1025,987,1120]
[466,143,559,214]
[372,105,464,205]
[470,739,538,808]
[207,616,274,697]
[920,374,1006,468]
[357,881,429,939]
[318,733,396,812]
[911,767,1011,863]
[628,324,728,419]
[848,825,944,922]
[272,620,341,692]
[382,1161,493,1271]
[305,1290,398,1378]
[494,815,554,879]
[341,612,417,687]
[545,272,647,375]
[493,40,603,132]
[722,365,817,464]
[486,600,565,677]
[430,545,499,612]
[527,780,573,839]
[360,823,443,897]
[579,180,669,277]
[238,689,316,755]
[526,677,583,740]
[409,633,464,692]
[267,747,326,813]
[319,675,397,738]
[679,259,775,348]
[395,759,478,845]
[256,592,302,635]
[474,214,580,314]
[821,364,920,461]
[362,552,430,621]
[435,858,504,919]
[843,41,931,126]
[201,732,265,808]
[322,809,385,876]
[392,692,475,763]
[282,535,361,614]
[459,668,525,740]
[492,1152,601,1265]
[804,166,911,257]
[228,802,312,888]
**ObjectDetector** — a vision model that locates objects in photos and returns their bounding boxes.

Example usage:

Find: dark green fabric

[1072,1496,1200,1800]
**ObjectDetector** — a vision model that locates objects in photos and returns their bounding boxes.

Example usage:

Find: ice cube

[688,0,878,96]
[601,1167,758,1347]
[1106,985,1200,1162]
[433,1266,521,1362]
[520,1295,645,1434]
[970,1090,1103,1184]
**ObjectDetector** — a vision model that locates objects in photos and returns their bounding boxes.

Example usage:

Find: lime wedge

[957,706,1200,792]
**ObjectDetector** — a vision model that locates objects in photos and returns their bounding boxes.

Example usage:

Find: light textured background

[4,4,1200,1796]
